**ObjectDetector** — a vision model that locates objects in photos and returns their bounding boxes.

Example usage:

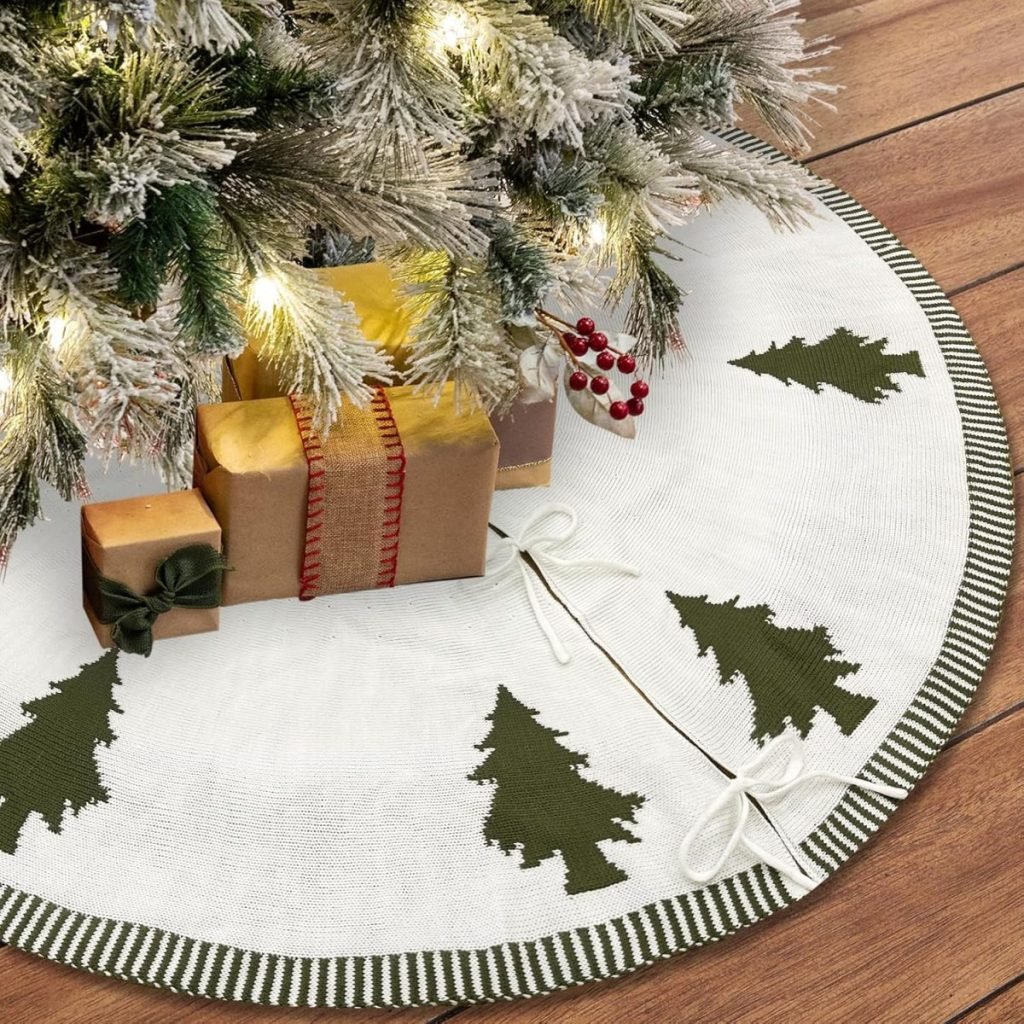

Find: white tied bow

[679,734,909,893]
[490,503,640,665]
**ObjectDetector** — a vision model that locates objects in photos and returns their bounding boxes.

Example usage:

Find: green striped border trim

[0,130,1013,1007]
[0,863,798,1007]
[717,127,1015,877]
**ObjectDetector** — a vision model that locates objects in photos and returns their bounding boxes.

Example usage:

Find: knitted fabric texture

[0,131,1013,1009]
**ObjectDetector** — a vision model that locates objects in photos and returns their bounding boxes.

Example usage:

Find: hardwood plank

[798,0,859,19]
[0,946,431,1024]
[793,0,1024,158]
[958,976,1024,1021]
[955,269,1024,470]
[812,91,1024,292]
[454,711,1024,1024]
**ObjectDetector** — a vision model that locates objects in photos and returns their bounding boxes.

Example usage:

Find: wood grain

[798,0,861,19]
[959,977,1024,1022]
[956,269,1024,469]
[794,0,1024,158]
[813,91,1024,292]
[449,713,1024,1024]
[0,946,429,1024]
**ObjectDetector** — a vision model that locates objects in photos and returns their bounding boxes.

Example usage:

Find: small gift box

[81,490,226,655]
[194,384,499,605]
[223,260,555,490]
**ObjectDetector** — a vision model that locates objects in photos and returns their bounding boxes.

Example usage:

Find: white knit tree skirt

[0,133,1014,1008]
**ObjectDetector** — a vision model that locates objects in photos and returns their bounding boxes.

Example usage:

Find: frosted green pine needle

[0,0,829,558]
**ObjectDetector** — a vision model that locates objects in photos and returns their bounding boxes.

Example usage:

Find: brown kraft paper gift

[82,489,222,647]
[194,384,499,605]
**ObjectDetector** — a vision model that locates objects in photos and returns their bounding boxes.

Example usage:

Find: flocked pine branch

[0,332,88,566]
[31,252,191,467]
[217,129,492,261]
[643,0,836,151]
[658,129,815,229]
[584,122,701,358]
[295,0,469,170]
[560,0,692,57]
[0,11,38,193]
[457,0,635,150]
[243,259,394,430]
[503,142,604,244]
[395,248,519,410]
[484,217,557,321]
[0,0,831,560]
[32,44,254,234]
[153,0,279,52]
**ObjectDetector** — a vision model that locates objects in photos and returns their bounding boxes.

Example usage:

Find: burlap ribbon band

[288,391,407,600]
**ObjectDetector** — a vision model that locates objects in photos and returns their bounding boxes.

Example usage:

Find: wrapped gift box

[226,353,554,490]
[194,384,499,605]
[224,260,555,490]
[82,489,223,648]
[490,397,556,489]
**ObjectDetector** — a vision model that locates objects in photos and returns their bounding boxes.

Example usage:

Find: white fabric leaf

[517,337,564,404]
[562,363,635,439]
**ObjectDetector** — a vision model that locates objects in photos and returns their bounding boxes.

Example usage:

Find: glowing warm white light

[47,315,69,351]
[0,367,11,394]
[249,274,282,314]
[436,9,473,49]
[587,216,608,246]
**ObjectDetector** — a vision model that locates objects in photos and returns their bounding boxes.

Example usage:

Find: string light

[47,315,69,352]
[587,216,608,246]
[248,274,282,314]
[434,9,473,50]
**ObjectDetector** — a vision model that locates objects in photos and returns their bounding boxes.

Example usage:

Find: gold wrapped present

[224,261,554,490]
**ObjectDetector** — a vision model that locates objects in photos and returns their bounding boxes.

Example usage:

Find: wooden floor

[2,2,1022,1021]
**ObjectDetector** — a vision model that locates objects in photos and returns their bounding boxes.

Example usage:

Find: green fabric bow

[97,544,229,657]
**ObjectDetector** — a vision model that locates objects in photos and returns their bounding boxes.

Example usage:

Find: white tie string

[679,734,909,893]
[490,503,640,665]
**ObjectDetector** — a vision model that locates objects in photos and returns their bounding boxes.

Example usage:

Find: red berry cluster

[562,317,648,420]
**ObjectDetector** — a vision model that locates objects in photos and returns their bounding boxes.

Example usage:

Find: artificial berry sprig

[535,309,650,420]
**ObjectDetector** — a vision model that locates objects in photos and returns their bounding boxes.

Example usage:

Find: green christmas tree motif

[0,651,122,855]
[729,326,925,402]
[668,593,877,745]
[469,685,646,895]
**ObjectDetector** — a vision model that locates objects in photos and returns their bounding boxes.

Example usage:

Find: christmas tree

[667,592,877,745]
[0,1,831,560]
[730,326,925,402]
[469,685,645,894]
[0,650,122,854]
